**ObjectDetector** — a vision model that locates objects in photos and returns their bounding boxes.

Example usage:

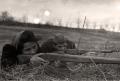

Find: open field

[0,25,120,57]
[1,25,120,80]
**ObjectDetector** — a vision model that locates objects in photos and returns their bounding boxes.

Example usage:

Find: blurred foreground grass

[1,63,120,81]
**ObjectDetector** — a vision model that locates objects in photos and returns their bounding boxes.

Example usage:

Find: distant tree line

[0,11,117,33]
[0,11,36,27]
[0,11,81,31]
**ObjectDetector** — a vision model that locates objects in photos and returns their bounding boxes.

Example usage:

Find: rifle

[37,53,120,64]
[18,49,120,64]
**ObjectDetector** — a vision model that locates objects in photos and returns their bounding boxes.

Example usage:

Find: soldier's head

[12,30,40,55]
[54,33,66,44]
[53,33,68,50]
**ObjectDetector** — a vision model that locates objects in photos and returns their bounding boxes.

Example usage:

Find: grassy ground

[1,25,120,80]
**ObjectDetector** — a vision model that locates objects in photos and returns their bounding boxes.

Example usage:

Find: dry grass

[1,63,120,81]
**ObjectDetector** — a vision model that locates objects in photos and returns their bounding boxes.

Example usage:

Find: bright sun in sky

[44,10,50,16]
[32,10,50,24]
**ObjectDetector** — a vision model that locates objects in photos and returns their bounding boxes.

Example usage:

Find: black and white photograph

[1,0,120,81]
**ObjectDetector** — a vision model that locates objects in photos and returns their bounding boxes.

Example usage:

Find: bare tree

[77,17,81,28]
[100,24,103,29]
[85,18,89,29]
[118,24,120,31]
[22,15,28,23]
[104,24,109,29]
[0,11,14,21]
[93,22,97,29]
[112,25,115,32]
[82,16,86,29]
[66,21,69,27]
[57,18,62,26]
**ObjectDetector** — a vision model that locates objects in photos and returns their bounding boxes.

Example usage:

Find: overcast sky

[0,0,120,25]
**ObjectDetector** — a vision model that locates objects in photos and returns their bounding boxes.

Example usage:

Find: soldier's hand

[56,44,67,51]
[17,54,32,64]
[30,54,49,67]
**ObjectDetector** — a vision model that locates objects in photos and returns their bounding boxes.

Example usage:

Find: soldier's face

[22,42,38,55]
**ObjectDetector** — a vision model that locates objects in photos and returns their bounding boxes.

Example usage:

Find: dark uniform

[1,44,18,71]
[1,30,41,70]
[41,34,75,53]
